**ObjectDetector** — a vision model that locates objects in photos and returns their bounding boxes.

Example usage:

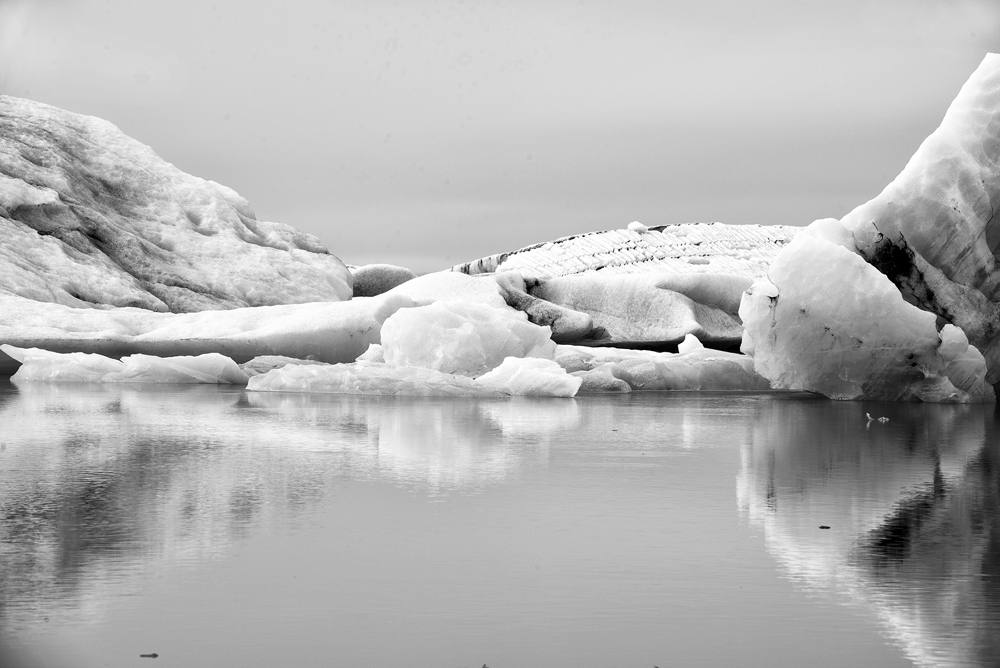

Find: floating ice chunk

[555,344,770,392]
[1,344,248,384]
[738,232,995,402]
[107,353,249,384]
[380,301,556,377]
[2,344,125,382]
[239,356,330,377]
[677,333,704,355]
[247,361,502,397]
[474,357,582,397]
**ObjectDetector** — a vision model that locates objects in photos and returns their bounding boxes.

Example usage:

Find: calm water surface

[0,380,997,668]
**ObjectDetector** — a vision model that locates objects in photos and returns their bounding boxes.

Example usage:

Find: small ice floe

[627,220,648,233]
[866,412,889,427]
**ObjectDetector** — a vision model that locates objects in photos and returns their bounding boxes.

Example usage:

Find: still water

[0,380,996,668]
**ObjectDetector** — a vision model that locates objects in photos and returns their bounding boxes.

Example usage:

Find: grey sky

[2,0,998,272]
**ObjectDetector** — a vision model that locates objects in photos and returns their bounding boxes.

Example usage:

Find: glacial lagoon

[0,381,997,668]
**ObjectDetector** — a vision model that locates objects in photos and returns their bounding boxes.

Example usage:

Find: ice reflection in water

[738,400,1000,668]
[0,380,997,667]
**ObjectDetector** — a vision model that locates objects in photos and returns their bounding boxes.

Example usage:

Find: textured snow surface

[739,223,994,403]
[0,96,352,312]
[380,301,556,377]
[555,344,770,393]
[475,357,582,397]
[839,54,1000,382]
[452,222,798,279]
[2,345,248,384]
[0,292,415,372]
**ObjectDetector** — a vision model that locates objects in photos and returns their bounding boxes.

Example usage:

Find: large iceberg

[740,220,994,402]
[0,96,352,312]
[837,54,1000,382]
[737,54,1000,402]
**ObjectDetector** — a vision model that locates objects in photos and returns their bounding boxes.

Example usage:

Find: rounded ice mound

[380,301,557,377]
[475,357,582,397]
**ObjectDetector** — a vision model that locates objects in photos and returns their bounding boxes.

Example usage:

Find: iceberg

[739,220,994,402]
[0,292,416,375]
[836,53,1000,383]
[2,344,249,384]
[380,301,556,377]
[0,96,352,312]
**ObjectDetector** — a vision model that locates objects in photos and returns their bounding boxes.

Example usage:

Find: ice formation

[380,301,556,377]
[0,96,352,312]
[739,220,994,402]
[2,344,248,384]
[474,357,582,397]
[531,273,747,347]
[247,361,501,397]
[382,271,508,310]
[493,272,594,343]
[451,222,799,278]
[0,292,416,375]
[555,343,770,393]
[837,53,1000,383]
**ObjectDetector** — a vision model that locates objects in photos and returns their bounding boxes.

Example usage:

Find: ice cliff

[740,54,1000,403]
[0,96,352,312]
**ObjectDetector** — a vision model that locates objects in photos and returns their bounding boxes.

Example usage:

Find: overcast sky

[1,0,998,272]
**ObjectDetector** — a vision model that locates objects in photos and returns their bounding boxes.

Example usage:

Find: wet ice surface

[0,381,997,668]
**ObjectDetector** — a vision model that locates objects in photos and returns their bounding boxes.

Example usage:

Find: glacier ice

[739,220,994,403]
[0,96,352,312]
[2,344,249,384]
[837,54,1000,383]
[474,357,582,397]
[380,301,556,377]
